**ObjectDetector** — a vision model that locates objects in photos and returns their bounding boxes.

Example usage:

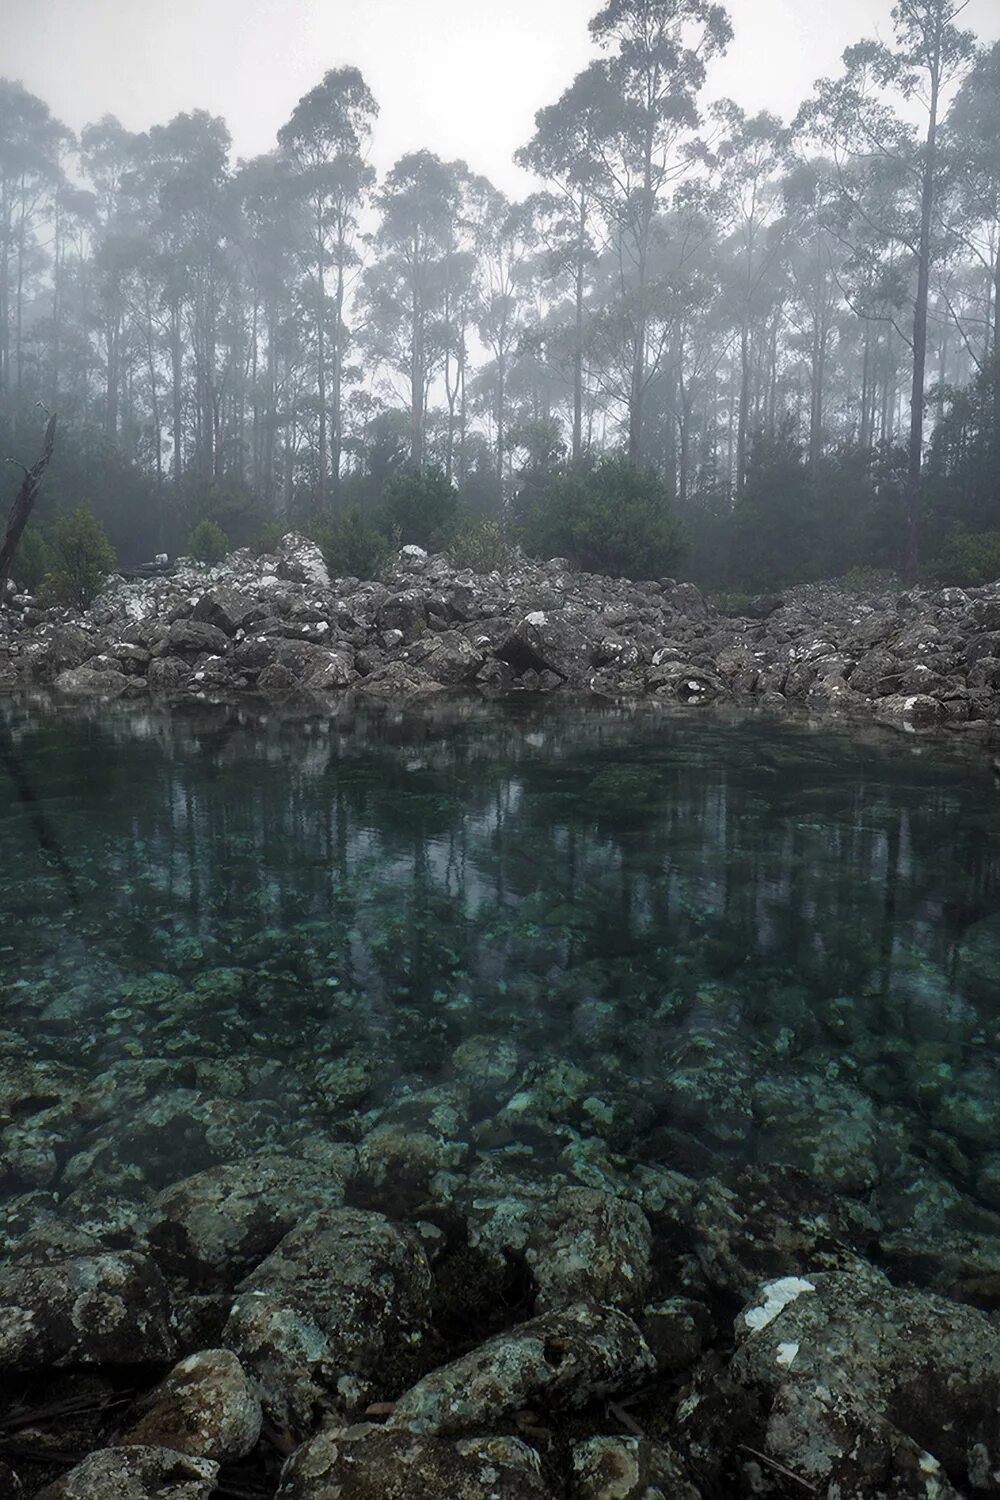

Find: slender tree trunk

[315,201,327,503]
[904,55,941,581]
[573,190,586,462]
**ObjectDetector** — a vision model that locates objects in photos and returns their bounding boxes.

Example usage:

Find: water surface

[3,696,1000,1287]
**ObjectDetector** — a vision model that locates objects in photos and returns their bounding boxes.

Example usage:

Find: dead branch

[0,409,57,599]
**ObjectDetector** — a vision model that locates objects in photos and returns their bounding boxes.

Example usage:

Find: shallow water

[3,695,1000,1280]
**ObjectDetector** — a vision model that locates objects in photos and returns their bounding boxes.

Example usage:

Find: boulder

[121,1348,262,1461]
[387,1303,655,1437]
[36,1446,218,1500]
[0,1250,174,1369]
[191,587,259,635]
[873,693,946,730]
[730,1268,1000,1498]
[223,1206,432,1435]
[276,532,331,590]
[167,619,231,656]
[144,1152,353,1289]
[276,1427,553,1499]
[570,1436,700,1500]
[53,665,129,697]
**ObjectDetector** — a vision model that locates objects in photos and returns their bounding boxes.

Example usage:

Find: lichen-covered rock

[121,1348,262,1461]
[191,587,260,635]
[144,1151,354,1288]
[53,665,130,696]
[570,1436,700,1500]
[276,1426,554,1499]
[388,1303,655,1437]
[730,1267,1000,1498]
[356,1085,470,1210]
[35,1445,219,1499]
[223,1206,432,1435]
[873,692,946,730]
[461,1173,651,1312]
[0,1250,174,1369]
[276,532,331,590]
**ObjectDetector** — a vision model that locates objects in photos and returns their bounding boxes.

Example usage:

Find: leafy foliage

[188,519,230,565]
[515,456,683,578]
[318,509,393,580]
[378,467,461,551]
[928,531,1000,588]
[40,505,117,610]
[445,518,516,574]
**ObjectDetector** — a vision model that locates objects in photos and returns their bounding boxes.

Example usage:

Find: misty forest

[2,0,1000,592]
[10,4,1000,1500]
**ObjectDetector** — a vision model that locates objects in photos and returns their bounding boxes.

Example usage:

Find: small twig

[363,1401,396,1418]
[607,1398,646,1438]
[738,1444,819,1493]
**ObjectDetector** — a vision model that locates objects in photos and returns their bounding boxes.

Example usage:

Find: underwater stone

[570,1436,701,1500]
[144,1150,355,1289]
[731,1266,1000,1498]
[387,1303,656,1438]
[461,1173,652,1312]
[0,1250,175,1369]
[276,1426,554,1499]
[639,1299,711,1376]
[121,1348,262,1462]
[223,1206,432,1436]
[35,1445,219,1499]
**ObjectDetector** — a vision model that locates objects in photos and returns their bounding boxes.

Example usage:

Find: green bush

[379,467,460,552]
[318,509,393,581]
[515,456,683,579]
[188,519,229,565]
[41,504,117,610]
[928,530,1000,588]
[446,517,516,574]
[12,527,53,594]
[253,519,285,557]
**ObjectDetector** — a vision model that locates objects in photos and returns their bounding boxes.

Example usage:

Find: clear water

[3,696,1000,1291]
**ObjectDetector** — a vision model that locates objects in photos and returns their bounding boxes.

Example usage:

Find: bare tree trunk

[0,412,57,594]
[904,54,941,581]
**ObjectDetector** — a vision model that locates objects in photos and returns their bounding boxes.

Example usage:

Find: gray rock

[0,1250,174,1369]
[731,1267,1000,1498]
[223,1206,432,1435]
[276,532,331,590]
[36,1446,219,1499]
[570,1436,700,1499]
[121,1348,262,1461]
[277,1426,553,1499]
[167,619,232,656]
[387,1303,656,1437]
[144,1151,354,1289]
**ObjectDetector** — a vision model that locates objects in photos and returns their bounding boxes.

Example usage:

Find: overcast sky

[4,0,999,195]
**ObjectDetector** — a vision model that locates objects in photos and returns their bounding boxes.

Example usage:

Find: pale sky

[3,0,999,196]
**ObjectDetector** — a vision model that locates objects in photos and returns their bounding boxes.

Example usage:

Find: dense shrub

[928,530,1000,587]
[515,456,683,579]
[12,528,53,593]
[41,504,117,610]
[446,517,516,574]
[188,519,229,565]
[318,509,393,581]
[379,466,460,552]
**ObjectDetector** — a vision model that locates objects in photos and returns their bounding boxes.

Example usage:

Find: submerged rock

[36,1446,219,1499]
[144,1151,354,1289]
[730,1267,1000,1498]
[0,1250,174,1369]
[387,1303,655,1437]
[223,1206,432,1435]
[570,1436,700,1500]
[120,1348,262,1461]
[276,1426,554,1499]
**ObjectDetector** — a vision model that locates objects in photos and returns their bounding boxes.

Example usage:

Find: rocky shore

[3,532,1000,734]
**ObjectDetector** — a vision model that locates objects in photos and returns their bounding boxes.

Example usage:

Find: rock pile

[4,534,1000,731]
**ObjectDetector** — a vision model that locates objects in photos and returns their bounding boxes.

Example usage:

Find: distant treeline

[1,0,999,591]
